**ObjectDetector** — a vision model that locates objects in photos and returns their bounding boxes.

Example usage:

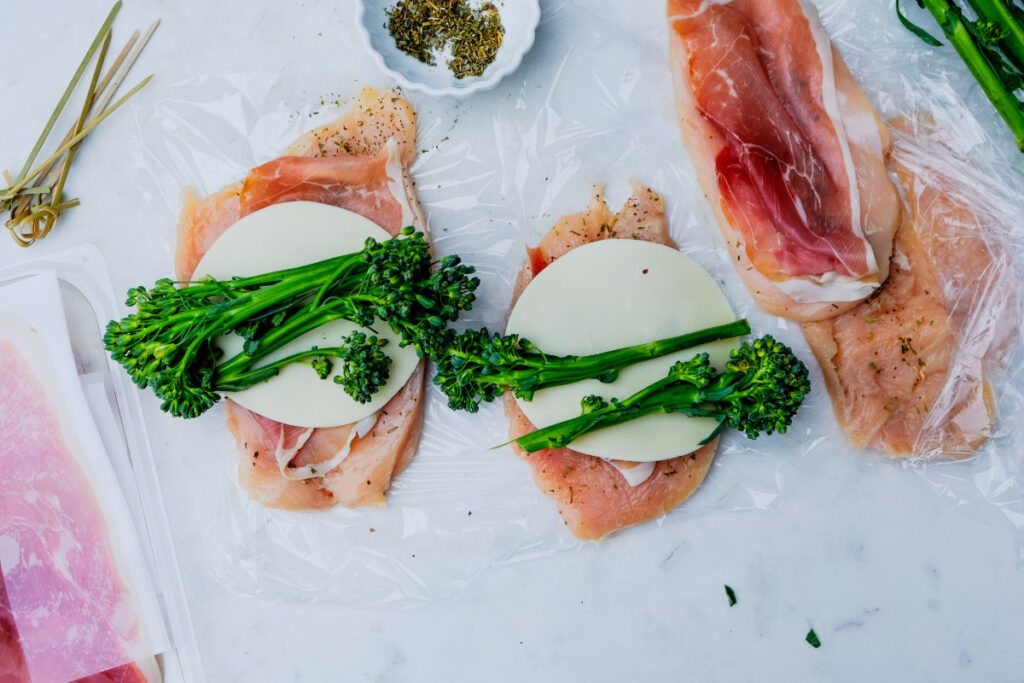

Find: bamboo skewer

[1,2,158,246]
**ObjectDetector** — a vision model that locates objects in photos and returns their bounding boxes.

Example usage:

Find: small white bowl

[357,0,540,97]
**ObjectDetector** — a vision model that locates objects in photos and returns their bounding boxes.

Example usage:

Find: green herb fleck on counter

[806,628,821,648]
[724,585,737,607]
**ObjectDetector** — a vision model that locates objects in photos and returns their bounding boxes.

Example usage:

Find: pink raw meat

[1,562,31,682]
[0,339,149,682]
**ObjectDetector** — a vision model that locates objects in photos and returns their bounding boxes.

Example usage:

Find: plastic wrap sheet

[127,0,1024,604]
[815,0,1024,546]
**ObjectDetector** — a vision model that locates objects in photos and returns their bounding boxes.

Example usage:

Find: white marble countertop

[3,1,1024,680]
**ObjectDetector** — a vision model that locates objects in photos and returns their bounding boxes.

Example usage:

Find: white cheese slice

[775,270,879,303]
[506,239,736,462]
[608,460,656,487]
[192,201,420,428]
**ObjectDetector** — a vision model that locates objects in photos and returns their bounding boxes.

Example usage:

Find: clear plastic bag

[125,0,1024,605]
[816,0,1024,540]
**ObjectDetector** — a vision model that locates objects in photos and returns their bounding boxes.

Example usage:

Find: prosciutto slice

[0,333,155,682]
[505,183,718,541]
[668,0,900,321]
[175,87,426,510]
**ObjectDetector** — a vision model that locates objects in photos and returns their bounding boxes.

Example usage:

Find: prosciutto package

[667,0,900,321]
[0,274,165,682]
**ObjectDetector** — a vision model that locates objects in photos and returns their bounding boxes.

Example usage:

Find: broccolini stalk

[970,0,1024,71]
[104,228,479,418]
[214,330,392,405]
[901,0,1024,150]
[433,318,752,413]
[511,336,810,453]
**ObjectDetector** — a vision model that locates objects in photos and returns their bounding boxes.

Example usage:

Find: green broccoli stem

[214,299,361,379]
[107,228,477,418]
[171,267,363,375]
[213,281,430,383]
[489,319,750,395]
[510,335,811,453]
[214,345,350,391]
[188,250,366,292]
[511,378,706,453]
[166,255,375,382]
[921,0,1024,150]
[969,0,1024,71]
[134,261,354,345]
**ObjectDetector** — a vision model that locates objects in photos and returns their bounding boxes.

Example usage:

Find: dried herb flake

[805,628,821,648]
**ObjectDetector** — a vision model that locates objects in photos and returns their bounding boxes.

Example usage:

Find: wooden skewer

[35,27,113,242]
[3,5,158,246]
[29,24,149,193]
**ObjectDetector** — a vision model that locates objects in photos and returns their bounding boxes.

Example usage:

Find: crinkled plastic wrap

[815,0,1024,543]
[126,0,1024,604]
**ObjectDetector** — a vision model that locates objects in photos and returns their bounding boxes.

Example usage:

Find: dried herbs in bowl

[385,0,504,79]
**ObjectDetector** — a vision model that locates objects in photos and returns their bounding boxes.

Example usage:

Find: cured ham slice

[175,88,421,282]
[229,363,425,509]
[505,183,718,540]
[667,0,900,321]
[0,332,156,682]
[0,568,31,682]
[802,118,1019,457]
[175,87,426,510]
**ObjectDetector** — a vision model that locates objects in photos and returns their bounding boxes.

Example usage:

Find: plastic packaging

[124,0,1024,604]
[815,0,1024,545]
[0,247,205,681]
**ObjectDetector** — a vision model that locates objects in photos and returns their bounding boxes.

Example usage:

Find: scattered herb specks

[724,585,737,607]
[806,628,821,648]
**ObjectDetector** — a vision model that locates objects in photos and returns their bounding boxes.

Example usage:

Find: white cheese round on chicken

[506,239,736,461]
[193,201,420,428]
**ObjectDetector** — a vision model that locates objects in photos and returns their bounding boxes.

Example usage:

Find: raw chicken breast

[229,364,425,509]
[667,0,900,321]
[175,87,426,509]
[802,117,1019,457]
[505,183,718,540]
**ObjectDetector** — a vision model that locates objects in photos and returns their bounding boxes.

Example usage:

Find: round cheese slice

[192,201,420,428]
[506,239,736,461]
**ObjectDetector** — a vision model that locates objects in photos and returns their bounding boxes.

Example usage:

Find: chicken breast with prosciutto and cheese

[505,183,719,541]
[176,87,426,510]
[667,0,900,321]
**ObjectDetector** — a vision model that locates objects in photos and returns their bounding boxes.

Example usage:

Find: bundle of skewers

[0,2,156,247]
